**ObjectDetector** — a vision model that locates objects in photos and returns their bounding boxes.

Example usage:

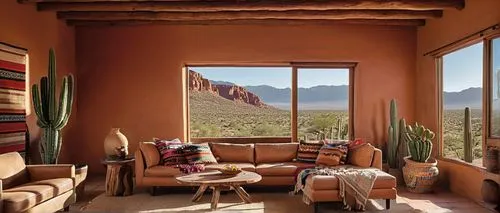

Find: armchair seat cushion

[305,167,396,190]
[28,178,74,195]
[3,180,70,213]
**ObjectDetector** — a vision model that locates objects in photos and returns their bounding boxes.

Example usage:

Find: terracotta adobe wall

[75,24,417,174]
[416,0,500,202]
[0,1,76,163]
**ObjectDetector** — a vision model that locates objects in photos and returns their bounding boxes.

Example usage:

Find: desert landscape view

[189,68,483,163]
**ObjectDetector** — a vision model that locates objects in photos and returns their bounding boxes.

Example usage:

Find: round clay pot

[103,128,129,159]
[402,156,439,193]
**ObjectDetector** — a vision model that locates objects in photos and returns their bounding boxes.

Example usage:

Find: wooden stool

[101,157,135,196]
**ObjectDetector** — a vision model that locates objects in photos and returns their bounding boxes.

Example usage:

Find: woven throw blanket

[293,167,377,211]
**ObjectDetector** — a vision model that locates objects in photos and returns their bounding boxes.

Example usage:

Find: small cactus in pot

[402,123,439,193]
[405,123,435,163]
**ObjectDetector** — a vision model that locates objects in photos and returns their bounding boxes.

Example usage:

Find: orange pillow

[348,143,375,168]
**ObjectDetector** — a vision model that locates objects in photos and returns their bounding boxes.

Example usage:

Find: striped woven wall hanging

[0,42,28,161]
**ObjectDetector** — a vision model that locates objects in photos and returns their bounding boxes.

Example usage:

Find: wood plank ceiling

[18,0,466,26]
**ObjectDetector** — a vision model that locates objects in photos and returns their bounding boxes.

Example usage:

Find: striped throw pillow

[181,144,218,164]
[296,140,324,163]
[316,142,349,166]
[154,138,187,166]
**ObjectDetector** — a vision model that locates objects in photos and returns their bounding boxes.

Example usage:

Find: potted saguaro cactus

[402,123,439,193]
[31,49,74,164]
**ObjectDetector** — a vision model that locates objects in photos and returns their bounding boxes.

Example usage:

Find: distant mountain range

[211,80,482,110]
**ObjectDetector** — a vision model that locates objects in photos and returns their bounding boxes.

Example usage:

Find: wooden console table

[101,157,135,196]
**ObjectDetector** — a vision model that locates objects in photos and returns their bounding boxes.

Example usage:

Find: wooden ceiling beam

[35,0,465,12]
[57,10,442,21]
[66,19,426,27]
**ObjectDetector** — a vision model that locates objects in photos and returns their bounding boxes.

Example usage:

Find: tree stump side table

[101,157,135,196]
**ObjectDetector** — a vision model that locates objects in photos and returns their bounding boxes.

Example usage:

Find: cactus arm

[40,77,50,123]
[56,74,74,129]
[31,84,49,127]
[48,49,57,122]
[55,76,70,128]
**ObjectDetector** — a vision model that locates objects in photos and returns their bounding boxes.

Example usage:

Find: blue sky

[443,42,484,92]
[190,67,349,88]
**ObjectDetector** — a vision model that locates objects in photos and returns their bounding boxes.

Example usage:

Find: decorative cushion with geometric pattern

[296,140,324,163]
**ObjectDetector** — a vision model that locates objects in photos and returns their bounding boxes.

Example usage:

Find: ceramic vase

[402,156,439,193]
[104,128,129,159]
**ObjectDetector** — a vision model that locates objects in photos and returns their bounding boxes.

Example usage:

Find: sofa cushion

[210,143,254,163]
[256,162,315,176]
[315,143,348,167]
[255,143,298,164]
[145,165,183,177]
[140,142,161,168]
[0,152,30,189]
[182,144,218,164]
[347,143,375,168]
[205,163,256,172]
[296,140,324,163]
[3,184,59,212]
[305,167,396,190]
[155,140,188,166]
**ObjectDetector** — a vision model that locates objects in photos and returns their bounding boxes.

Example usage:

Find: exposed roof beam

[66,19,426,27]
[57,10,442,21]
[34,0,465,12]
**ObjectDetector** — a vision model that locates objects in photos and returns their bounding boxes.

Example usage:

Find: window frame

[436,32,500,167]
[184,62,356,143]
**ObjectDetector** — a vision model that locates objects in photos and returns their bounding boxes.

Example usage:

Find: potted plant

[402,123,439,193]
[32,49,87,198]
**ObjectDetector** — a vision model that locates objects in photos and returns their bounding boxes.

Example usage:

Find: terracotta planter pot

[402,156,439,193]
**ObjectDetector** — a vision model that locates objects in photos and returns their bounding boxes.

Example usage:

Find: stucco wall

[0,1,76,163]
[416,0,500,203]
[75,24,417,174]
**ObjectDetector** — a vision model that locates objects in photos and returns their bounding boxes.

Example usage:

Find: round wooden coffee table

[176,170,262,210]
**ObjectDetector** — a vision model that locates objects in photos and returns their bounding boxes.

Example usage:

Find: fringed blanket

[292,167,377,211]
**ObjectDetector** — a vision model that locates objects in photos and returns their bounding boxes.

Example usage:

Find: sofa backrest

[0,152,29,189]
[210,143,254,163]
[254,143,299,164]
[139,142,160,168]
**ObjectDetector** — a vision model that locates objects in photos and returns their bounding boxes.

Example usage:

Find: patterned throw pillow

[182,144,218,164]
[154,138,187,166]
[316,142,349,167]
[296,140,324,163]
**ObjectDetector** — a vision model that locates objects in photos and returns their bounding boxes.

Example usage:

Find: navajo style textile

[0,42,28,159]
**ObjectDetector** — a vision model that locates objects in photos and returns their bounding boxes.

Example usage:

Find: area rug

[79,191,422,213]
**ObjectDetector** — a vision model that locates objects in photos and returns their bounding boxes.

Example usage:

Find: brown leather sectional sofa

[135,142,396,209]
[0,152,76,213]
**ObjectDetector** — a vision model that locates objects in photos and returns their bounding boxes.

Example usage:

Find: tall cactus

[32,49,74,164]
[387,99,399,168]
[397,118,409,170]
[405,123,435,163]
[464,107,473,163]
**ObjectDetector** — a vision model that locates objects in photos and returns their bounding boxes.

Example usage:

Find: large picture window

[187,64,354,141]
[441,43,483,165]
[437,31,500,167]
